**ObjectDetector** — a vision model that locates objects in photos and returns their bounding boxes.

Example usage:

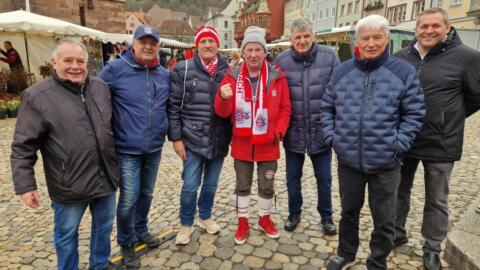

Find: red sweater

[215,64,291,162]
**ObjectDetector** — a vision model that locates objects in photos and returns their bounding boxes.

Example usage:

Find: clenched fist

[220,83,233,100]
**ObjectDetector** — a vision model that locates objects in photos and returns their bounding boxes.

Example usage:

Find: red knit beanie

[195,26,220,48]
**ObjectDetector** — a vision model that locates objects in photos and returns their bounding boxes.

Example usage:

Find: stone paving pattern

[0,114,479,270]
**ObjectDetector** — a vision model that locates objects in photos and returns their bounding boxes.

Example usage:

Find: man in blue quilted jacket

[320,15,425,270]
[275,18,339,234]
[99,25,170,269]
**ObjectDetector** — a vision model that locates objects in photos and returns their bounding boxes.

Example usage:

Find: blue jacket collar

[354,46,389,71]
[119,45,159,69]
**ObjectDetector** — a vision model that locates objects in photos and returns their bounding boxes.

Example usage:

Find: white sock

[258,197,272,217]
[237,195,250,218]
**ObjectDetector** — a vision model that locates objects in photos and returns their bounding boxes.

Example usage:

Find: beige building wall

[284,0,305,37]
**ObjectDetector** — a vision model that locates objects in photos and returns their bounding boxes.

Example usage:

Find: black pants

[337,164,401,270]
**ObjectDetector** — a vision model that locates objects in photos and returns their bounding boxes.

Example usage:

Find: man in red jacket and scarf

[215,26,291,244]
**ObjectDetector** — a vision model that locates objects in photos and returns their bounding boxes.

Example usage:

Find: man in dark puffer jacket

[394,8,480,270]
[321,15,425,270]
[167,26,231,245]
[275,18,339,235]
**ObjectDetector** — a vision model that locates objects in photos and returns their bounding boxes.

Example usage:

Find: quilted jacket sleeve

[464,51,480,118]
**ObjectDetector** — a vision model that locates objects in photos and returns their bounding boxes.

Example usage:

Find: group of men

[10,7,480,270]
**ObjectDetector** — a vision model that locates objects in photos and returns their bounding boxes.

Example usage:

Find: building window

[224,21,228,28]
[312,12,316,20]
[320,10,323,19]
[332,7,336,17]
[326,8,329,18]
[387,4,407,24]
[432,0,443,7]
[355,0,360,13]
[224,32,228,41]
[451,0,462,5]
[340,5,345,16]
[347,2,353,14]
[412,0,425,19]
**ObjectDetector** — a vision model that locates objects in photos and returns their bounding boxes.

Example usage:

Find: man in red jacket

[215,26,292,244]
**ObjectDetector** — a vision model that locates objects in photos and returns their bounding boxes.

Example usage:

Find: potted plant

[7,99,20,118]
[0,101,7,119]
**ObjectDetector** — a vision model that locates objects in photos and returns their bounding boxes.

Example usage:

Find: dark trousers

[337,164,401,270]
[234,159,277,199]
[395,157,453,254]
[285,149,333,218]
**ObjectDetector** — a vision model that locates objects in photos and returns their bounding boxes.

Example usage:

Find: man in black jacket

[11,39,119,270]
[167,26,231,245]
[394,8,480,270]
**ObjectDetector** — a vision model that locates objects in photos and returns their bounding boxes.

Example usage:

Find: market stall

[0,10,106,84]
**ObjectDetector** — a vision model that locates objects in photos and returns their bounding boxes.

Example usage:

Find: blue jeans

[285,149,333,218]
[179,149,224,226]
[117,150,162,246]
[52,192,116,270]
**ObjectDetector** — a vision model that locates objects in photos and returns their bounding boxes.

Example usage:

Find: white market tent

[101,33,194,49]
[0,10,106,81]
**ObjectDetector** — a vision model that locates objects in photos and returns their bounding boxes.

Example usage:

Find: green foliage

[8,99,20,110]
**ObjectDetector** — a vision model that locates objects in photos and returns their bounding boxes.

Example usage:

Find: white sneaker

[175,226,193,245]
[199,218,221,234]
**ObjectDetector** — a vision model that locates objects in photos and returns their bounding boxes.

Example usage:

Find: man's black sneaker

[120,244,140,269]
[321,217,337,236]
[284,213,301,232]
[137,232,160,248]
[326,256,355,270]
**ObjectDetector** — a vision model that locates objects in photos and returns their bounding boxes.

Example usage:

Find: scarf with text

[234,60,269,144]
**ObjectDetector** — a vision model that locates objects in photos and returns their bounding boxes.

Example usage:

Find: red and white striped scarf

[234,60,269,144]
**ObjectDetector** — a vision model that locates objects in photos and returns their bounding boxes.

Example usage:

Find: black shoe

[284,213,301,232]
[137,232,160,248]
[423,252,442,270]
[326,256,355,270]
[89,261,118,270]
[321,217,337,235]
[394,236,408,247]
[120,244,140,269]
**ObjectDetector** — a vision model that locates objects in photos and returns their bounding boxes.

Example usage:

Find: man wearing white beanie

[215,26,292,244]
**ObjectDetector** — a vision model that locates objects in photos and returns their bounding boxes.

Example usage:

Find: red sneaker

[234,217,250,244]
[258,214,279,238]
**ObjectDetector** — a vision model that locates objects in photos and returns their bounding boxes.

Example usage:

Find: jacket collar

[193,53,229,76]
[408,27,462,58]
[119,45,159,69]
[52,72,89,95]
[354,46,389,71]
[291,42,318,65]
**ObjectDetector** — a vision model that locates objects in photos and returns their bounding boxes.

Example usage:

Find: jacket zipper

[146,67,152,152]
[358,72,370,173]
[210,75,216,157]
[303,61,309,154]
[80,85,108,184]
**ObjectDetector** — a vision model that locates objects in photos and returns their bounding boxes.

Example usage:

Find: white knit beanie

[240,26,267,52]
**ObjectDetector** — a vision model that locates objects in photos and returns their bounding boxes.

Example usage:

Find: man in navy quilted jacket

[320,15,425,270]
[275,18,339,235]
[99,25,170,269]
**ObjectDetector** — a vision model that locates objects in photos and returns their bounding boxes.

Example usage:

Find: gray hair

[290,18,313,35]
[52,39,88,62]
[355,15,390,38]
[416,8,450,27]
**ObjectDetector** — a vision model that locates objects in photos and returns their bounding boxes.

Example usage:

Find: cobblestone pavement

[1,114,479,270]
